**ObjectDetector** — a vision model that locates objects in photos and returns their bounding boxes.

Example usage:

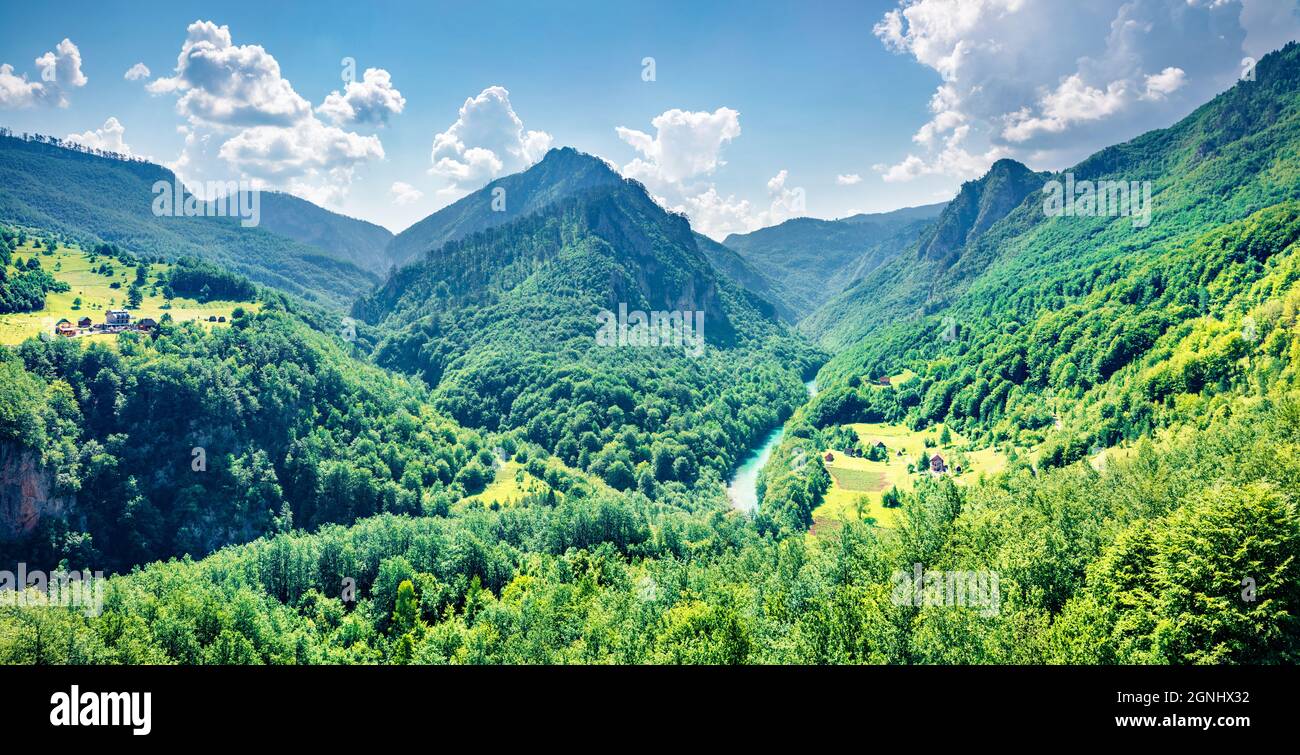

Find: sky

[1,0,1298,238]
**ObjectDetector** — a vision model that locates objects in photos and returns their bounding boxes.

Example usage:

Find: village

[52,309,229,338]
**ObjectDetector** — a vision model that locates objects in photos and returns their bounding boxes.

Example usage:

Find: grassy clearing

[810,421,1017,537]
[459,461,550,509]
[459,457,615,511]
[1,242,257,346]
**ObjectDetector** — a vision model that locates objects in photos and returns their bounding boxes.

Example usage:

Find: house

[56,321,77,337]
[217,316,226,323]
[106,309,131,325]
[824,452,835,462]
[929,453,948,474]
[138,318,158,331]
[877,376,891,386]
[77,316,93,329]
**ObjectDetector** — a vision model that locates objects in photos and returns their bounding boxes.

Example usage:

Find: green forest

[2,42,1300,667]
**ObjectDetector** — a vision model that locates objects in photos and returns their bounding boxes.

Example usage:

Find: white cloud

[428,86,553,201]
[35,38,87,90]
[149,20,394,207]
[836,173,863,185]
[0,38,87,108]
[318,68,406,126]
[1001,75,1130,142]
[1142,66,1187,100]
[614,106,763,238]
[672,187,756,240]
[616,107,741,187]
[0,65,43,108]
[652,168,809,239]
[66,116,132,155]
[124,63,151,82]
[870,0,1295,182]
[148,20,310,127]
[390,181,423,206]
[762,169,806,226]
[217,117,383,179]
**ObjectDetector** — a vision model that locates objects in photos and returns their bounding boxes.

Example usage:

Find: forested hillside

[0,297,489,572]
[357,177,823,496]
[0,135,377,306]
[5,386,1296,665]
[800,42,1300,453]
[802,159,1048,348]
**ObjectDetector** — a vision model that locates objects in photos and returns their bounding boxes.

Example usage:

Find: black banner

[0,664,1290,744]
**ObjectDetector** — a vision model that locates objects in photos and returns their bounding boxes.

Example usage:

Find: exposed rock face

[0,442,70,539]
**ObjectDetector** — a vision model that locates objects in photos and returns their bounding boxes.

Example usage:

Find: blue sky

[2,1,1298,235]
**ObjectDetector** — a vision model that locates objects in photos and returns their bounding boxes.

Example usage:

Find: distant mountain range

[0,135,380,306]
[720,202,946,318]
[255,191,393,275]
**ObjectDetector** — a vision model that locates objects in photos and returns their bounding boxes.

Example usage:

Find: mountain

[692,231,798,322]
[255,191,394,275]
[914,159,1045,265]
[384,147,624,269]
[802,159,1048,347]
[357,176,822,493]
[0,135,377,306]
[720,202,946,317]
[801,41,1300,451]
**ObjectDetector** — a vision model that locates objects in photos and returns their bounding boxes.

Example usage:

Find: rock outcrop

[0,442,70,539]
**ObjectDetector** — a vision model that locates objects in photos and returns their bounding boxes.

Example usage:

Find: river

[726,378,817,512]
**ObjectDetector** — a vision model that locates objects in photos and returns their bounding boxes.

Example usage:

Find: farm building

[929,453,948,474]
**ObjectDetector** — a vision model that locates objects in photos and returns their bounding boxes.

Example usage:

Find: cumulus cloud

[428,86,553,200]
[148,20,310,127]
[870,0,1299,181]
[148,20,396,207]
[217,117,382,179]
[124,62,151,82]
[66,116,132,155]
[1001,75,1130,142]
[0,38,87,108]
[616,107,741,187]
[836,173,863,185]
[318,68,406,126]
[1142,66,1187,100]
[390,181,423,205]
[614,106,768,238]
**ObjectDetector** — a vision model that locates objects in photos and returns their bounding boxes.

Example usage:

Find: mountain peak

[384,146,624,268]
[917,158,1047,264]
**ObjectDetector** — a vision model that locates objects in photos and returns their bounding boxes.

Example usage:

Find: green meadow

[0,240,258,346]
